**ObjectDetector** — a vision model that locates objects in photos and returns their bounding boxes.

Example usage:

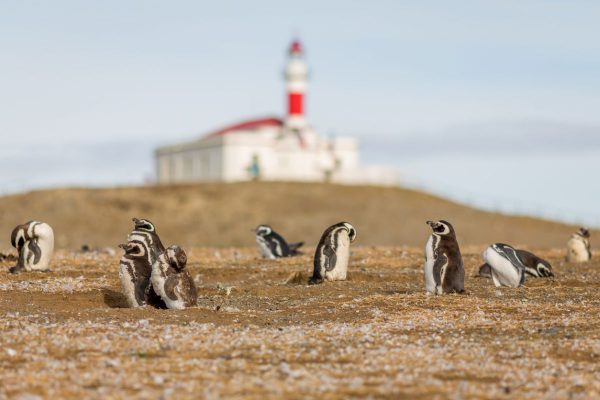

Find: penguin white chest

[484,247,522,288]
[424,235,436,294]
[567,237,589,262]
[256,237,275,259]
[325,234,350,281]
[119,262,140,307]
[151,262,185,310]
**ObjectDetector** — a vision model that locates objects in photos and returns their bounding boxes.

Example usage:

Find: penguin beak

[426,221,433,226]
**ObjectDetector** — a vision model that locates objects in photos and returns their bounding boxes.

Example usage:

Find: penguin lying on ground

[482,243,541,288]
[151,245,198,309]
[424,220,465,294]
[119,218,166,308]
[254,224,303,259]
[566,227,592,262]
[479,248,553,278]
[309,222,356,284]
[9,221,54,273]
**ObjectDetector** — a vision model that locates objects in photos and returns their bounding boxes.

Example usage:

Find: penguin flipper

[309,245,336,284]
[323,245,337,272]
[432,251,447,290]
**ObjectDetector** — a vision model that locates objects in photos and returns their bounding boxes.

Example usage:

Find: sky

[1,1,599,224]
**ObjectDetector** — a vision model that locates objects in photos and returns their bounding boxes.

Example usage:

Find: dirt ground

[1,246,599,399]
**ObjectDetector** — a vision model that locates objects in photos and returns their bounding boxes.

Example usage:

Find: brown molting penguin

[309,222,356,284]
[566,227,591,262]
[9,221,54,273]
[119,218,166,308]
[151,246,197,309]
[424,220,464,294]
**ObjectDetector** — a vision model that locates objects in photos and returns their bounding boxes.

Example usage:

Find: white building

[155,39,398,186]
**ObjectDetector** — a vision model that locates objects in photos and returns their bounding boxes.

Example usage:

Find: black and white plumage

[309,222,356,284]
[151,245,198,309]
[567,227,592,262]
[119,218,166,308]
[9,221,54,273]
[482,243,527,288]
[479,248,553,279]
[423,220,464,294]
[254,224,303,259]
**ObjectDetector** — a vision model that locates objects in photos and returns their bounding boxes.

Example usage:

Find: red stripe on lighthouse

[288,93,303,115]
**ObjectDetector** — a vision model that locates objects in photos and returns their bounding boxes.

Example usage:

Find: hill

[0,182,589,250]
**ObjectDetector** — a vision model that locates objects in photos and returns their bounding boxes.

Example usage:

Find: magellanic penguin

[479,248,553,278]
[483,243,529,288]
[118,218,166,308]
[151,245,198,309]
[309,222,356,284]
[9,221,54,273]
[424,220,465,294]
[566,227,592,262]
[254,224,303,259]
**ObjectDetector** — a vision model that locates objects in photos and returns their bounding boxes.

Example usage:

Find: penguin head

[341,222,357,242]
[577,227,590,238]
[133,218,156,233]
[119,242,146,257]
[166,245,187,271]
[426,220,455,237]
[255,225,272,237]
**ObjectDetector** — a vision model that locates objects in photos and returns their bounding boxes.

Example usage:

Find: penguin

[151,245,198,309]
[9,221,54,273]
[423,220,465,294]
[482,243,527,288]
[566,227,592,262]
[118,218,166,308]
[309,222,356,284]
[479,248,553,278]
[254,224,303,259]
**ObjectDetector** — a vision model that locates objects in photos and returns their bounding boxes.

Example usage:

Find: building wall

[154,127,398,186]
[155,141,225,183]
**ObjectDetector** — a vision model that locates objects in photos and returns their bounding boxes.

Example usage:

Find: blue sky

[1,1,599,224]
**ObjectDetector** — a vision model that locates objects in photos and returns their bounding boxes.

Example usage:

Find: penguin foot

[9,265,25,274]
[308,276,323,285]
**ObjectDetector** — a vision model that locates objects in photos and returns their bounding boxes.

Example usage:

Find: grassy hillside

[0,182,589,250]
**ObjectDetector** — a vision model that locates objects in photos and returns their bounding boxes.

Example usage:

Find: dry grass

[0,182,592,250]
[1,246,599,399]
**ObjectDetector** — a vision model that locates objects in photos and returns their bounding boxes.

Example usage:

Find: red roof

[203,117,283,140]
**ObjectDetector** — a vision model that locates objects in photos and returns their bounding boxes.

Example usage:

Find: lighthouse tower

[284,39,308,132]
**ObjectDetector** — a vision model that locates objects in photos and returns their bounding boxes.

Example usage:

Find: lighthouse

[284,39,308,131]
[154,37,399,186]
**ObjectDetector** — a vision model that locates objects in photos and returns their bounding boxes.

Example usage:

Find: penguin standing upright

[119,218,166,308]
[482,243,527,288]
[151,245,198,309]
[567,227,592,262]
[309,222,356,284]
[479,248,553,278]
[423,220,464,294]
[254,224,303,259]
[9,221,54,273]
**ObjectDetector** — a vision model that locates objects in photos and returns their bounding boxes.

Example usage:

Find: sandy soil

[1,246,599,399]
